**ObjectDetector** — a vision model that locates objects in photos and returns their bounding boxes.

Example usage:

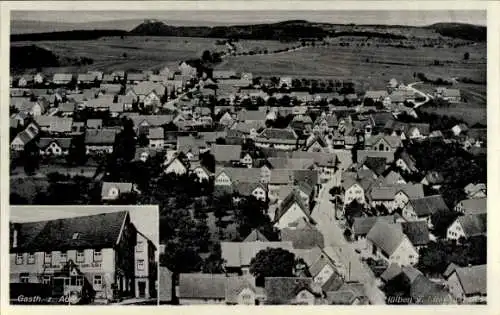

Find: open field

[232,39,300,53]
[11,36,227,74]
[216,44,485,90]
[414,82,486,125]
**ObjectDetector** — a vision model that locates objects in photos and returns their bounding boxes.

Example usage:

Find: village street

[311,174,387,305]
[407,81,432,108]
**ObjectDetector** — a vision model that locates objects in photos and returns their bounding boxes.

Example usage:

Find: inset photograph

[9,205,159,305]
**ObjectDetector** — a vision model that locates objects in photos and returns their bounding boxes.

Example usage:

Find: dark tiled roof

[366,221,405,256]
[409,195,449,217]
[352,215,397,237]
[275,190,310,223]
[457,213,487,237]
[84,129,118,145]
[410,275,456,304]
[178,273,227,299]
[264,277,317,304]
[10,211,129,252]
[380,263,403,283]
[259,128,298,140]
[225,276,257,304]
[363,156,387,175]
[453,264,486,296]
[211,144,242,162]
[401,221,430,246]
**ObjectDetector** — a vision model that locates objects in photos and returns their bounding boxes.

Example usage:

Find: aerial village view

[8,9,486,305]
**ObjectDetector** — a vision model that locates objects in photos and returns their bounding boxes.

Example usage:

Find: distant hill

[129,19,330,40]
[427,23,486,42]
[10,19,487,43]
[11,29,128,41]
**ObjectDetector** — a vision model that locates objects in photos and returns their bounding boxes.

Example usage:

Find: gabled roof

[258,128,298,140]
[129,81,165,96]
[408,195,449,217]
[37,137,72,150]
[267,157,315,170]
[395,183,425,199]
[220,241,294,268]
[352,215,397,237]
[456,213,487,237]
[215,167,262,184]
[362,156,387,176]
[211,144,242,162]
[127,72,147,81]
[34,117,73,133]
[275,190,311,223]
[237,110,267,122]
[84,129,118,145]
[366,221,406,256]
[380,263,403,283]
[291,151,337,168]
[401,221,430,246]
[126,114,174,127]
[243,229,269,242]
[442,262,459,279]
[452,264,486,296]
[457,198,487,215]
[357,150,395,164]
[264,277,319,304]
[10,211,130,252]
[225,276,257,304]
[234,182,267,196]
[410,275,456,304]
[365,134,402,149]
[178,273,227,299]
[148,127,164,139]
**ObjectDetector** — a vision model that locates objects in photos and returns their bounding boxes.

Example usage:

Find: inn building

[10,210,157,303]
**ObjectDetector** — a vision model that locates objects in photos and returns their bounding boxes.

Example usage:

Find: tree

[430,209,460,238]
[202,50,212,63]
[160,242,202,273]
[250,247,296,286]
[200,151,216,173]
[344,200,365,226]
[202,243,225,273]
[463,52,470,60]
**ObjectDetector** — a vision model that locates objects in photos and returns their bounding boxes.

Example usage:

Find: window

[76,250,85,263]
[16,253,24,265]
[75,277,83,286]
[93,275,102,287]
[60,251,67,263]
[44,252,52,264]
[20,273,29,283]
[42,276,51,285]
[27,253,35,264]
[136,241,144,252]
[72,233,80,240]
[94,249,102,262]
[137,259,145,270]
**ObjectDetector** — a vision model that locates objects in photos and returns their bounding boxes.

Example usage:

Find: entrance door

[138,281,146,298]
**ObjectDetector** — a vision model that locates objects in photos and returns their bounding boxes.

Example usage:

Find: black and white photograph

[6,4,488,307]
[9,205,159,305]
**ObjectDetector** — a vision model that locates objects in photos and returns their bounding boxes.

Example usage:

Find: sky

[10,205,159,248]
[12,10,486,27]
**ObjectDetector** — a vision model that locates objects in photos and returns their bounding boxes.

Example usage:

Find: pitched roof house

[366,221,419,266]
[403,195,449,226]
[280,218,325,249]
[264,277,321,305]
[447,213,487,240]
[446,264,486,303]
[454,198,486,215]
[220,241,294,271]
